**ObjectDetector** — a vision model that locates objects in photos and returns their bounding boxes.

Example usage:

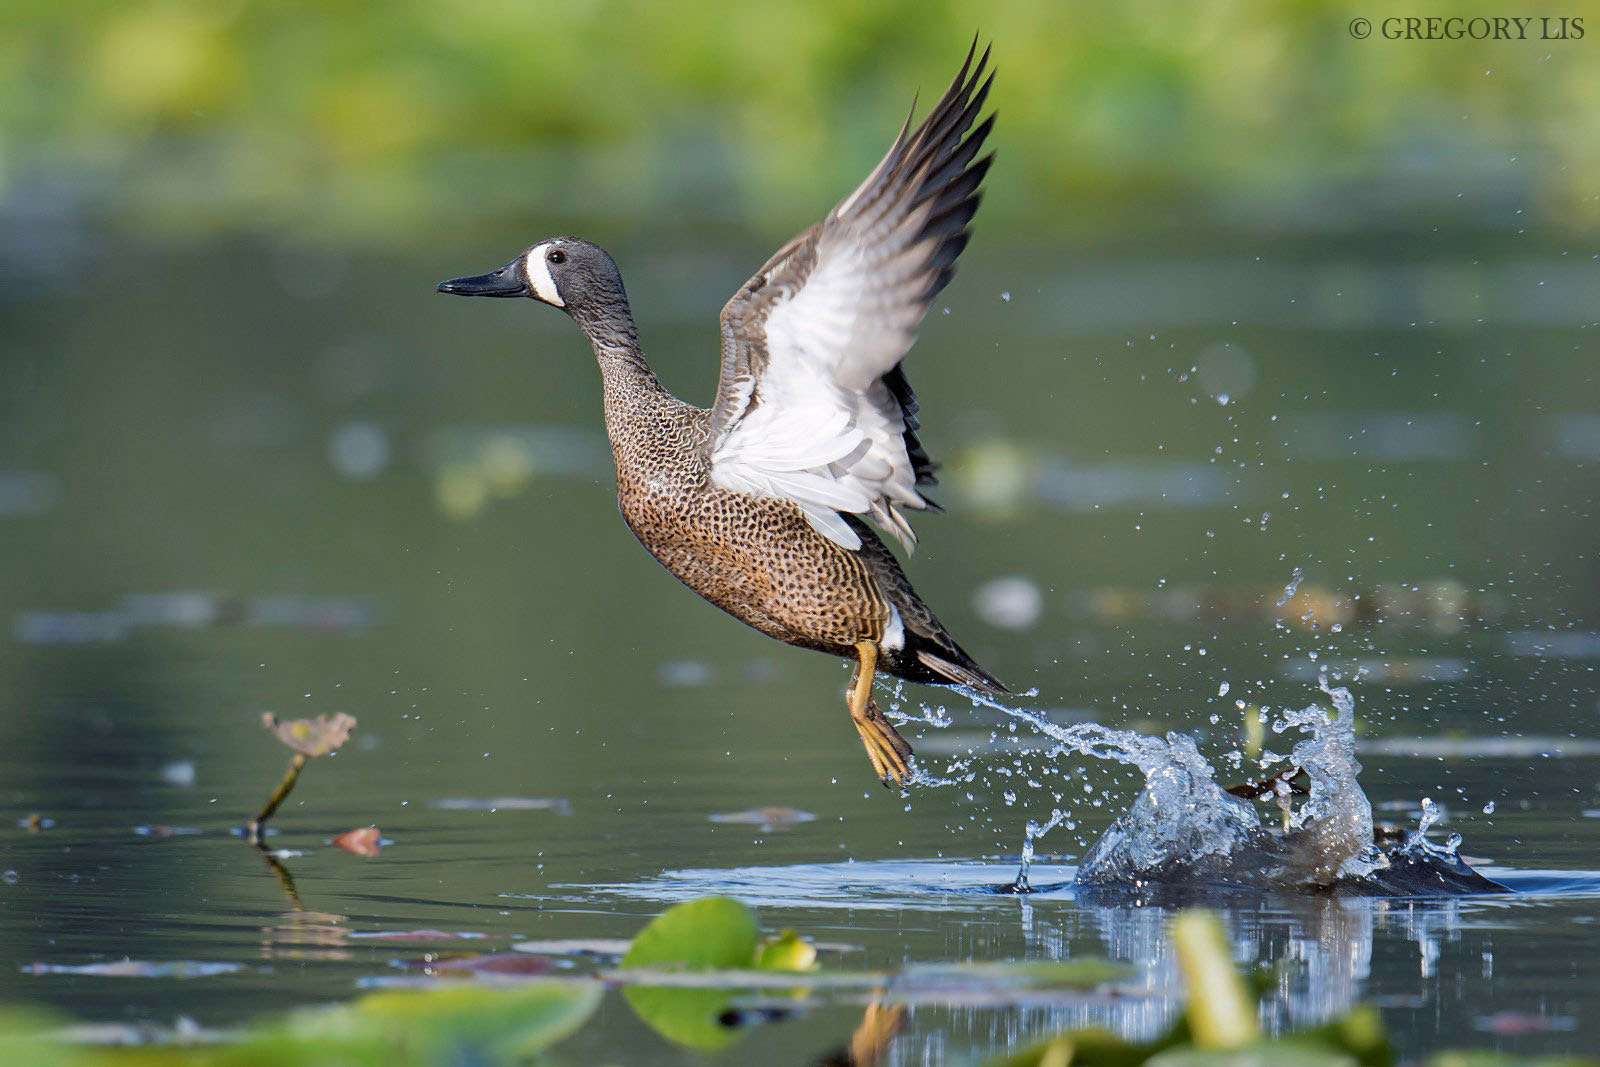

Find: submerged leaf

[262,711,357,757]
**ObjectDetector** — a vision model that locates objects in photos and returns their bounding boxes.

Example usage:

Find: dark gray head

[436,238,629,327]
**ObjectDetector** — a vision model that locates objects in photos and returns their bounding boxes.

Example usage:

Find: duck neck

[572,302,670,426]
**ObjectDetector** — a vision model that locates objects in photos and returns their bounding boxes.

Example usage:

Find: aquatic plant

[617,895,816,1049]
[7,897,1592,1064]
[989,909,1598,1067]
[246,712,357,842]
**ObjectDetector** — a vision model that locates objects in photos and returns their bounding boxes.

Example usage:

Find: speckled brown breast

[604,390,888,655]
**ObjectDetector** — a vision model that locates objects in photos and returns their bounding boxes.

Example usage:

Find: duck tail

[885,623,1010,698]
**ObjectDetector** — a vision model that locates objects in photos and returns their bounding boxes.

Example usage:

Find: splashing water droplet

[1009,808,1067,892]
[1276,566,1305,607]
[1419,796,1440,835]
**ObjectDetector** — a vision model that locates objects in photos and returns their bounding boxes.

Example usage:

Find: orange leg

[849,642,913,787]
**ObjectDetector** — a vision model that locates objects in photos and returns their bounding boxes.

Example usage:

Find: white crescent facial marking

[524,243,565,307]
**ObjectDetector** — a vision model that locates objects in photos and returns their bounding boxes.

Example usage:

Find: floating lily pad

[259,980,602,1063]
[262,711,357,757]
[621,896,760,972]
[620,896,760,1051]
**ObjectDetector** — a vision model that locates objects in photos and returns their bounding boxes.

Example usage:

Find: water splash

[1007,808,1069,892]
[939,688,1268,887]
[1276,566,1305,607]
[928,676,1400,892]
[890,663,1504,895]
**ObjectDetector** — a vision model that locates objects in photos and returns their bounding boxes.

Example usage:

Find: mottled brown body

[601,354,892,658]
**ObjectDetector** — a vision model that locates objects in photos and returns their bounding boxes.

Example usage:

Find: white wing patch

[706,46,994,554]
[524,244,565,307]
[709,228,934,553]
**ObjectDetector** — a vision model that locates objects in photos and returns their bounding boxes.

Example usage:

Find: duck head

[437,238,627,322]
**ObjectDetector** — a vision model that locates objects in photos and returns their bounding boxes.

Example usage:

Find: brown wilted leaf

[348,930,489,942]
[403,952,557,977]
[262,712,357,757]
[332,826,381,856]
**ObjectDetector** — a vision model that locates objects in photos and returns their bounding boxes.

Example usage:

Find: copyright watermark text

[1348,16,1584,40]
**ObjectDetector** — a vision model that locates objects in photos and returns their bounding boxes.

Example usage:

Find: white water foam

[914,675,1383,891]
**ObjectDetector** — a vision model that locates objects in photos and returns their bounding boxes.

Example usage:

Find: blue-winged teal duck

[438,45,1006,786]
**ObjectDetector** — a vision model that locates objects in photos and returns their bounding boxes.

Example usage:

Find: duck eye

[547,249,566,265]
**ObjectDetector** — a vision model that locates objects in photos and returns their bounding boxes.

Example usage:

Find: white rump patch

[880,604,906,652]
[524,244,565,306]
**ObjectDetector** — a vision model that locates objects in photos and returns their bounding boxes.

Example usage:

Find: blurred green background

[4,0,1598,244]
[2,2,1600,1059]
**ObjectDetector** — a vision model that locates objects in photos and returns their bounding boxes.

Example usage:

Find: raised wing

[706,43,995,552]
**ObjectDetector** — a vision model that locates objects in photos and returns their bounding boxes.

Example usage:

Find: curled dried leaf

[262,712,357,757]
[332,826,382,857]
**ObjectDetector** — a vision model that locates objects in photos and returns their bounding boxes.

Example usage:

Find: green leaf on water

[248,980,602,1064]
[620,896,760,1050]
[755,929,818,972]
[985,1028,1152,1067]
[621,896,760,971]
[1145,1046,1361,1066]
[1294,1004,1393,1067]
[0,1006,82,1067]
